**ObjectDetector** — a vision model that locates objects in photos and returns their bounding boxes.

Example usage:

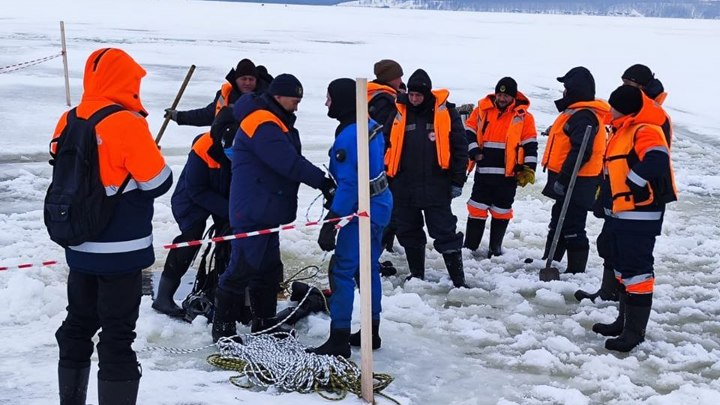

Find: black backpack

[44,105,124,248]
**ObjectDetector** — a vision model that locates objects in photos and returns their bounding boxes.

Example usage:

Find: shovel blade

[539,266,560,282]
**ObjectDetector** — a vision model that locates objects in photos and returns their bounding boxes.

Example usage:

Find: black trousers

[394,203,463,253]
[548,199,589,250]
[55,270,142,381]
[162,222,206,280]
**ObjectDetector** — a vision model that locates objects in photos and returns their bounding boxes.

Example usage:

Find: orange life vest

[191,132,221,169]
[214,82,234,117]
[385,89,451,177]
[542,100,610,177]
[367,82,397,103]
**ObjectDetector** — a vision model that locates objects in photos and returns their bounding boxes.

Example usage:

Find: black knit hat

[374,59,403,83]
[407,68,432,96]
[609,85,643,116]
[268,74,303,98]
[235,58,257,79]
[622,64,654,87]
[495,77,517,98]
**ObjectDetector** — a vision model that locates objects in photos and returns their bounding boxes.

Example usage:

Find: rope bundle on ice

[208,333,394,401]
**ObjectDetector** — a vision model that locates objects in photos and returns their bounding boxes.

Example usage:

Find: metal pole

[60,21,71,106]
[540,125,593,281]
[355,77,373,403]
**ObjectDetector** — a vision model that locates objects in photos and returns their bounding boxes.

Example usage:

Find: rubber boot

[98,379,139,405]
[59,366,89,405]
[151,275,185,318]
[463,218,486,251]
[542,231,566,262]
[404,246,426,281]
[575,263,620,302]
[487,218,509,258]
[382,225,396,253]
[592,288,626,337]
[349,319,381,349]
[605,293,652,352]
[212,288,241,343]
[565,246,589,274]
[249,287,294,337]
[306,328,351,358]
[443,251,467,288]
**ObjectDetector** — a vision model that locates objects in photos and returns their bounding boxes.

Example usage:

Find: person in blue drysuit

[307,78,393,358]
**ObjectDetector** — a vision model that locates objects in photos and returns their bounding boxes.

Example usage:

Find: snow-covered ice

[1,0,719,404]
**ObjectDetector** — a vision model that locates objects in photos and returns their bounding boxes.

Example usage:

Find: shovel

[539,125,593,282]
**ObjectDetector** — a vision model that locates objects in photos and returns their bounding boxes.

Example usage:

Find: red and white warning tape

[0,260,58,272]
[0,212,368,270]
[163,211,367,250]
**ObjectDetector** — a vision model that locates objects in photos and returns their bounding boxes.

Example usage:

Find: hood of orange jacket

[81,48,147,116]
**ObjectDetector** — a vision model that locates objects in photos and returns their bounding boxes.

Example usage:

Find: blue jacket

[230,93,325,229]
[171,132,231,232]
[329,121,392,227]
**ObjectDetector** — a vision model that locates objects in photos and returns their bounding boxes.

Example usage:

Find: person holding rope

[212,74,336,342]
[164,58,273,127]
[540,66,610,274]
[307,78,392,358]
[152,107,237,318]
[51,48,172,405]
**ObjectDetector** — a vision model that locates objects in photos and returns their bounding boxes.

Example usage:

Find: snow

[1,0,720,404]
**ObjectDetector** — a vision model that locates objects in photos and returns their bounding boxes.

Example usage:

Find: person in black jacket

[384,69,468,288]
[165,58,273,127]
[152,107,237,318]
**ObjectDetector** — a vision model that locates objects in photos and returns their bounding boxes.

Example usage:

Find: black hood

[555,66,595,111]
[327,78,356,122]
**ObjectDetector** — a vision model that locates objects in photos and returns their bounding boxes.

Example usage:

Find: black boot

[487,218,509,258]
[463,218,486,251]
[575,263,620,302]
[59,366,89,405]
[404,246,426,281]
[349,319,381,349]
[592,289,626,337]
[98,379,139,405]
[605,293,652,352]
[542,231,566,262]
[212,288,241,343]
[307,328,351,358]
[565,246,589,274]
[382,225,396,253]
[249,287,293,337]
[443,251,467,288]
[151,276,185,318]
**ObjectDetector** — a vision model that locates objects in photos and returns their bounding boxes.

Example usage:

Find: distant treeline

[217,0,720,19]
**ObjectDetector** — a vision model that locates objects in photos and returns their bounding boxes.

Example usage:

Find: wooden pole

[355,77,373,403]
[155,64,195,145]
[60,21,71,106]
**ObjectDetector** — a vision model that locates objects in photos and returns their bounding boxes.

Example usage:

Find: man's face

[495,93,514,109]
[408,91,424,107]
[610,107,624,120]
[325,92,332,109]
[235,75,257,94]
[276,96,302,112]
[388,77,404,92]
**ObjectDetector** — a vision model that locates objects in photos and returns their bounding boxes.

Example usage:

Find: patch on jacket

[335,149,346,162]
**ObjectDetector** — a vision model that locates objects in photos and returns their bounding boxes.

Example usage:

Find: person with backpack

[164,58,273,127]
[48,48,172,405]
[307,78,392,358]
[152,107,237,319]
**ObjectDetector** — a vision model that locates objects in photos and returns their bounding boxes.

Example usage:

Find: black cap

[268,74,303,98]
[622,64,654,87]
[609,85,643,116]
[495,77,517,98]
[327,78,356,120]
[234,58,257,79]
[557,66,595,102]
[407,68,432,96]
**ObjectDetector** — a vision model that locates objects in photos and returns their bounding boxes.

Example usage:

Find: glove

[318,212,339,252]
[552,180,566,196]
[541,125,552,137]
[450,185,463,199]
[164,108,178,122]
[457,103,474,115]
[516,165,536,187]
[320,177,336,210]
